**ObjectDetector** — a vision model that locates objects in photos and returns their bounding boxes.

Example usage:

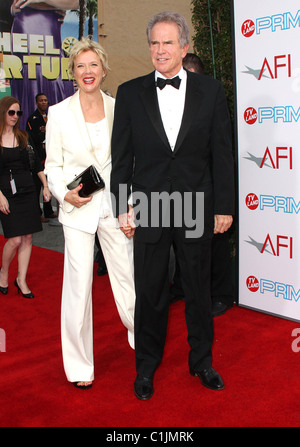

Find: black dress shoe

[0,285,8,295]
[212,301,231,317]
[134,375,154,400]
[169,292,184,303]
[169,285,184,303]
[190,366,224,390]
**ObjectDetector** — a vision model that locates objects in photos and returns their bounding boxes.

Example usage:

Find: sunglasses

[8,110,23,117]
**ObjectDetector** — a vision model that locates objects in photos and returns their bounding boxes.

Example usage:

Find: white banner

[233,0,300,321]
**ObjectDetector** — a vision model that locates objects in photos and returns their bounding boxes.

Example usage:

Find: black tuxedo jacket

[111,69,235,243]
[26,109,47,162]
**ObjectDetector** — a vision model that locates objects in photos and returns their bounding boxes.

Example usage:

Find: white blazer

[45,90,116,234]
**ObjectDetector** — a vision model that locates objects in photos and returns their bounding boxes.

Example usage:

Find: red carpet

[0,234,299,428]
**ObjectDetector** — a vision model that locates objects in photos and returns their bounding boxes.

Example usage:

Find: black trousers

[134,228,214,378]
[171,232,234,305]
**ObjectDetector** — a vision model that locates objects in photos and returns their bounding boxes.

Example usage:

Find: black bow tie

[156,76,181,90]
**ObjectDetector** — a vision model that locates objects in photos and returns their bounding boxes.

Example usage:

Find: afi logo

[259,54,292,80]
[246,234,293,258]
[246,276,259,292]
[245,193,259,210]
[244,146,293,170]
[241,19,255,37]
[260,146,293,169]
[244,107,257,124]
[261,234,293,259]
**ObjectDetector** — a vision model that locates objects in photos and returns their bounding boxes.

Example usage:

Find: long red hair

[0,96,28,149]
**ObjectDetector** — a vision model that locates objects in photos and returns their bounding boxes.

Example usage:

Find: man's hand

[118,205,136,239]
[214,214,233,234]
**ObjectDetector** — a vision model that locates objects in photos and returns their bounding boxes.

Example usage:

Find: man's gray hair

[146,11,189,48]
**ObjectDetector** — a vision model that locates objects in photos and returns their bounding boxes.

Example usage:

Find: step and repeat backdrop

[233,0,300,321]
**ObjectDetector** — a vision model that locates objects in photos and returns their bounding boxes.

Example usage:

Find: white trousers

[61,217,135,382]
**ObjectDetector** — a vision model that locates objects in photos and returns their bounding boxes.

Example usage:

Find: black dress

[0,146,42,238]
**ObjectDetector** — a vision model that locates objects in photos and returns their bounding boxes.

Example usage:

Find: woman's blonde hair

[68,36,109,80]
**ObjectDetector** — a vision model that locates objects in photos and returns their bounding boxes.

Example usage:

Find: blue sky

[61,10,98,41]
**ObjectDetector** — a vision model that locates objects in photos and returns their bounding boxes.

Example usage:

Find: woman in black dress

[0,96,51,298]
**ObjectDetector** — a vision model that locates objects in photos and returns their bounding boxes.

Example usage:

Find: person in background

[45,37,135,390]
[26,93,57,222]
[182,52,204,74]
[111,12,234,400]
[170,52,235,317]
[0,96,51,298]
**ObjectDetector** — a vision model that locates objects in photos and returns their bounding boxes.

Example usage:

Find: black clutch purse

[67,165,105,198]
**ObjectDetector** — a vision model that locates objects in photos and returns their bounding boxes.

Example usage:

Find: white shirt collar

[155,66,186,81]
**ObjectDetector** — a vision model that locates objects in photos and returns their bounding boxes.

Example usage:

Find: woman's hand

[43,185,51,202]
[0,193,10,215]
[64,184,92,208]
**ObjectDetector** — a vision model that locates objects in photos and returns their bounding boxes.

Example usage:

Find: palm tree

[78,0,86,40]
[75,0,97,40]
[86,0,98,37]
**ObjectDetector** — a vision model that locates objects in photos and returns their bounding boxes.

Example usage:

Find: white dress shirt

[86,118,109,166]
[155,67,187,151]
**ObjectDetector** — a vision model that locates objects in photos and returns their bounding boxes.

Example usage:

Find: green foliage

[191,1,236,252]
[75,0,98,39]
[191,0,234,122]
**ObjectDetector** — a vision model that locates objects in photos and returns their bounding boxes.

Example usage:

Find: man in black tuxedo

[169,52,235,317]
[27,93,57,221]
[111,11,235,400]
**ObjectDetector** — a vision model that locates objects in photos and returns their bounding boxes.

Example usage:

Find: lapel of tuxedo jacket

[139,71,201,155]
[173,70,201,154]
[140,72,170,152]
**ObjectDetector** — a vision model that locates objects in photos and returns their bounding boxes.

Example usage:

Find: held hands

[64,183,92,208]
[118,205,136,239]
[117,210,233,237]
[214,214,233,234]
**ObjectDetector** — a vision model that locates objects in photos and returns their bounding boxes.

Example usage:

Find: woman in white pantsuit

[45,38,135,389]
